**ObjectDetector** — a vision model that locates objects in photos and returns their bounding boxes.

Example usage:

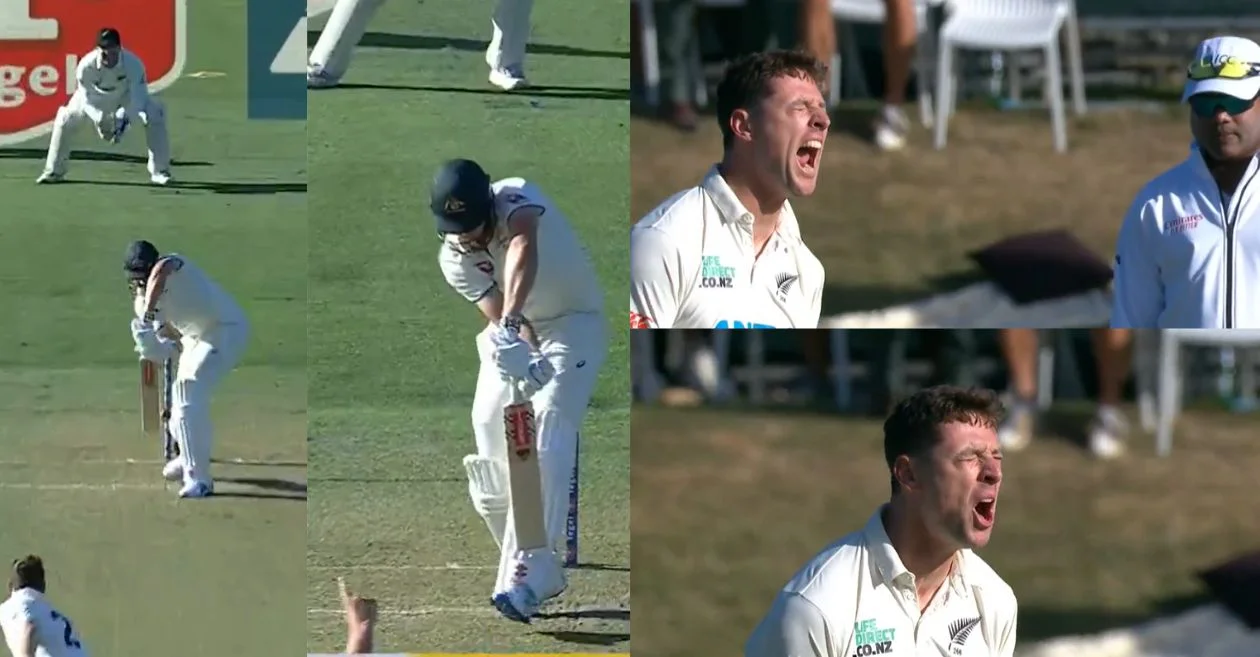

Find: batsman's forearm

[501,237,538,317]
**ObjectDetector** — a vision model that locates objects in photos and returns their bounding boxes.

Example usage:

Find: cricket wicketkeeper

[38,27,174,186]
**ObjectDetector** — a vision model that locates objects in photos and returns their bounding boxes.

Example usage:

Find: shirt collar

[699,166,802,239]
[863,505,969,598]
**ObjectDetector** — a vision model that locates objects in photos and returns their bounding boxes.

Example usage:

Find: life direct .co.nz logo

[700,255,735,289]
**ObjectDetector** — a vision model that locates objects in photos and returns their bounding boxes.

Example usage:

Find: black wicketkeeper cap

[430,158,494,235]
[124,240,159,280]
[97,27,121,49]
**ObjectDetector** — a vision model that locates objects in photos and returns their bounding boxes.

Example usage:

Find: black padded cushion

[968,229,1113,305]
[1199,550,1260,629]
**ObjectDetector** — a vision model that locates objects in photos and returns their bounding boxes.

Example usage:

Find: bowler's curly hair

[883,386,1005,495]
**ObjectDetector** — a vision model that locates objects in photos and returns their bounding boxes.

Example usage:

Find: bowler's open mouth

[796,140,823,172]
[974,498,996,526]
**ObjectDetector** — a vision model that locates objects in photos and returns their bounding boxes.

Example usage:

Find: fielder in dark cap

[430,158,607,623]
[37,26,173,185]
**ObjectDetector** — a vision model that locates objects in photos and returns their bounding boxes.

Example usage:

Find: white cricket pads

[464,454,510,549]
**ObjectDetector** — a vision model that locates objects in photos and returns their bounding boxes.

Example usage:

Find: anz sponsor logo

[713,320,776,329]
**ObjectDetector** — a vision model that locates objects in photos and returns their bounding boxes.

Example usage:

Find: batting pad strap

[463,454,510,510]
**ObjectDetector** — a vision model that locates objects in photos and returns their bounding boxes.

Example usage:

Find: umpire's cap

[97,27,121,49]
[430,159,493,235]
[124,240,159,280]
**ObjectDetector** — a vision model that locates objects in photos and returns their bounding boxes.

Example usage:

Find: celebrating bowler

[630,50,828,329]
[745,386,1017,657]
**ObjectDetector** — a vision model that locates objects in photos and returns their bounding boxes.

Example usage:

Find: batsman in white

[307,0,535,91]
[37,27,173,186]
[0,556,89,657]
[432,159,606,621]
[124,240,251,499]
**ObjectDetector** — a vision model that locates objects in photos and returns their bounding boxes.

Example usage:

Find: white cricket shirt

[0,588,89,657]
[745,507,1017,657]
[147,255,249,340]
[630,167,825,329]
[438,178,605,337]
[1112,146,1260,328]
[75,47,149,113]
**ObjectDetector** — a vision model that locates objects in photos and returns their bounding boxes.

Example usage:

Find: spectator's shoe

[873,105,911,151]
[998,398,1035,451]
[1088,406,1128,459]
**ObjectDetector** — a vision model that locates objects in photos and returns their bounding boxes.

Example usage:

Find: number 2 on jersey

[50,610,81,649]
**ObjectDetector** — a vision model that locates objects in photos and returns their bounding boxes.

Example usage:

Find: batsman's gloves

[491,324,533,381]
[516,355,555,396]
[131,318,175,361]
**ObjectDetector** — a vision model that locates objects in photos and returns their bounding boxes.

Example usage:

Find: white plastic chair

[1142,330,1260,456]
[829,0,938,127]
[933,0,1086,153]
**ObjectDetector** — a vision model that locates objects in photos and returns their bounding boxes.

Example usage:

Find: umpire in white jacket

[1112,36,1260,328]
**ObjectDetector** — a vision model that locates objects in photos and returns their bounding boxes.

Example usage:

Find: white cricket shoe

[489,67,529,91]
[36,171,64,184]
[491,549,566,623]
[150,171,172,186]
[162,458,184,481]
[307,64,341,89]
[178,480,214,498]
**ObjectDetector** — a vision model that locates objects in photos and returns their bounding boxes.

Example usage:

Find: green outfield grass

[0,2,306,655]
[306,1,630,652]
[631,404,1260,657]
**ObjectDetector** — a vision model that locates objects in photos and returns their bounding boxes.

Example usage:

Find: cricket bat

[503,382,549,552]
[140,359,161,437]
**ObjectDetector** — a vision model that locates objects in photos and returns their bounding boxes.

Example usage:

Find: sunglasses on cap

[1188,57,1260,82]
[1186,58,1260,117]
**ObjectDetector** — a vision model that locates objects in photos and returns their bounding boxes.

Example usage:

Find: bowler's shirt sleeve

[630,226,681,329]
[1111,195,1163,328]
[745,594,839,657]
[438,243,496,303]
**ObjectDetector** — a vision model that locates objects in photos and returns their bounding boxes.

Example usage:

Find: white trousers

[485,0,535,71]
[308,0,386,79]
[44,89,171,176]
[169,323,249,484]
[465,314,606,593]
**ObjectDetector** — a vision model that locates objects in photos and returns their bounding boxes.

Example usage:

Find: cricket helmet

[123,239,159,286]
[430,158,495,237]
